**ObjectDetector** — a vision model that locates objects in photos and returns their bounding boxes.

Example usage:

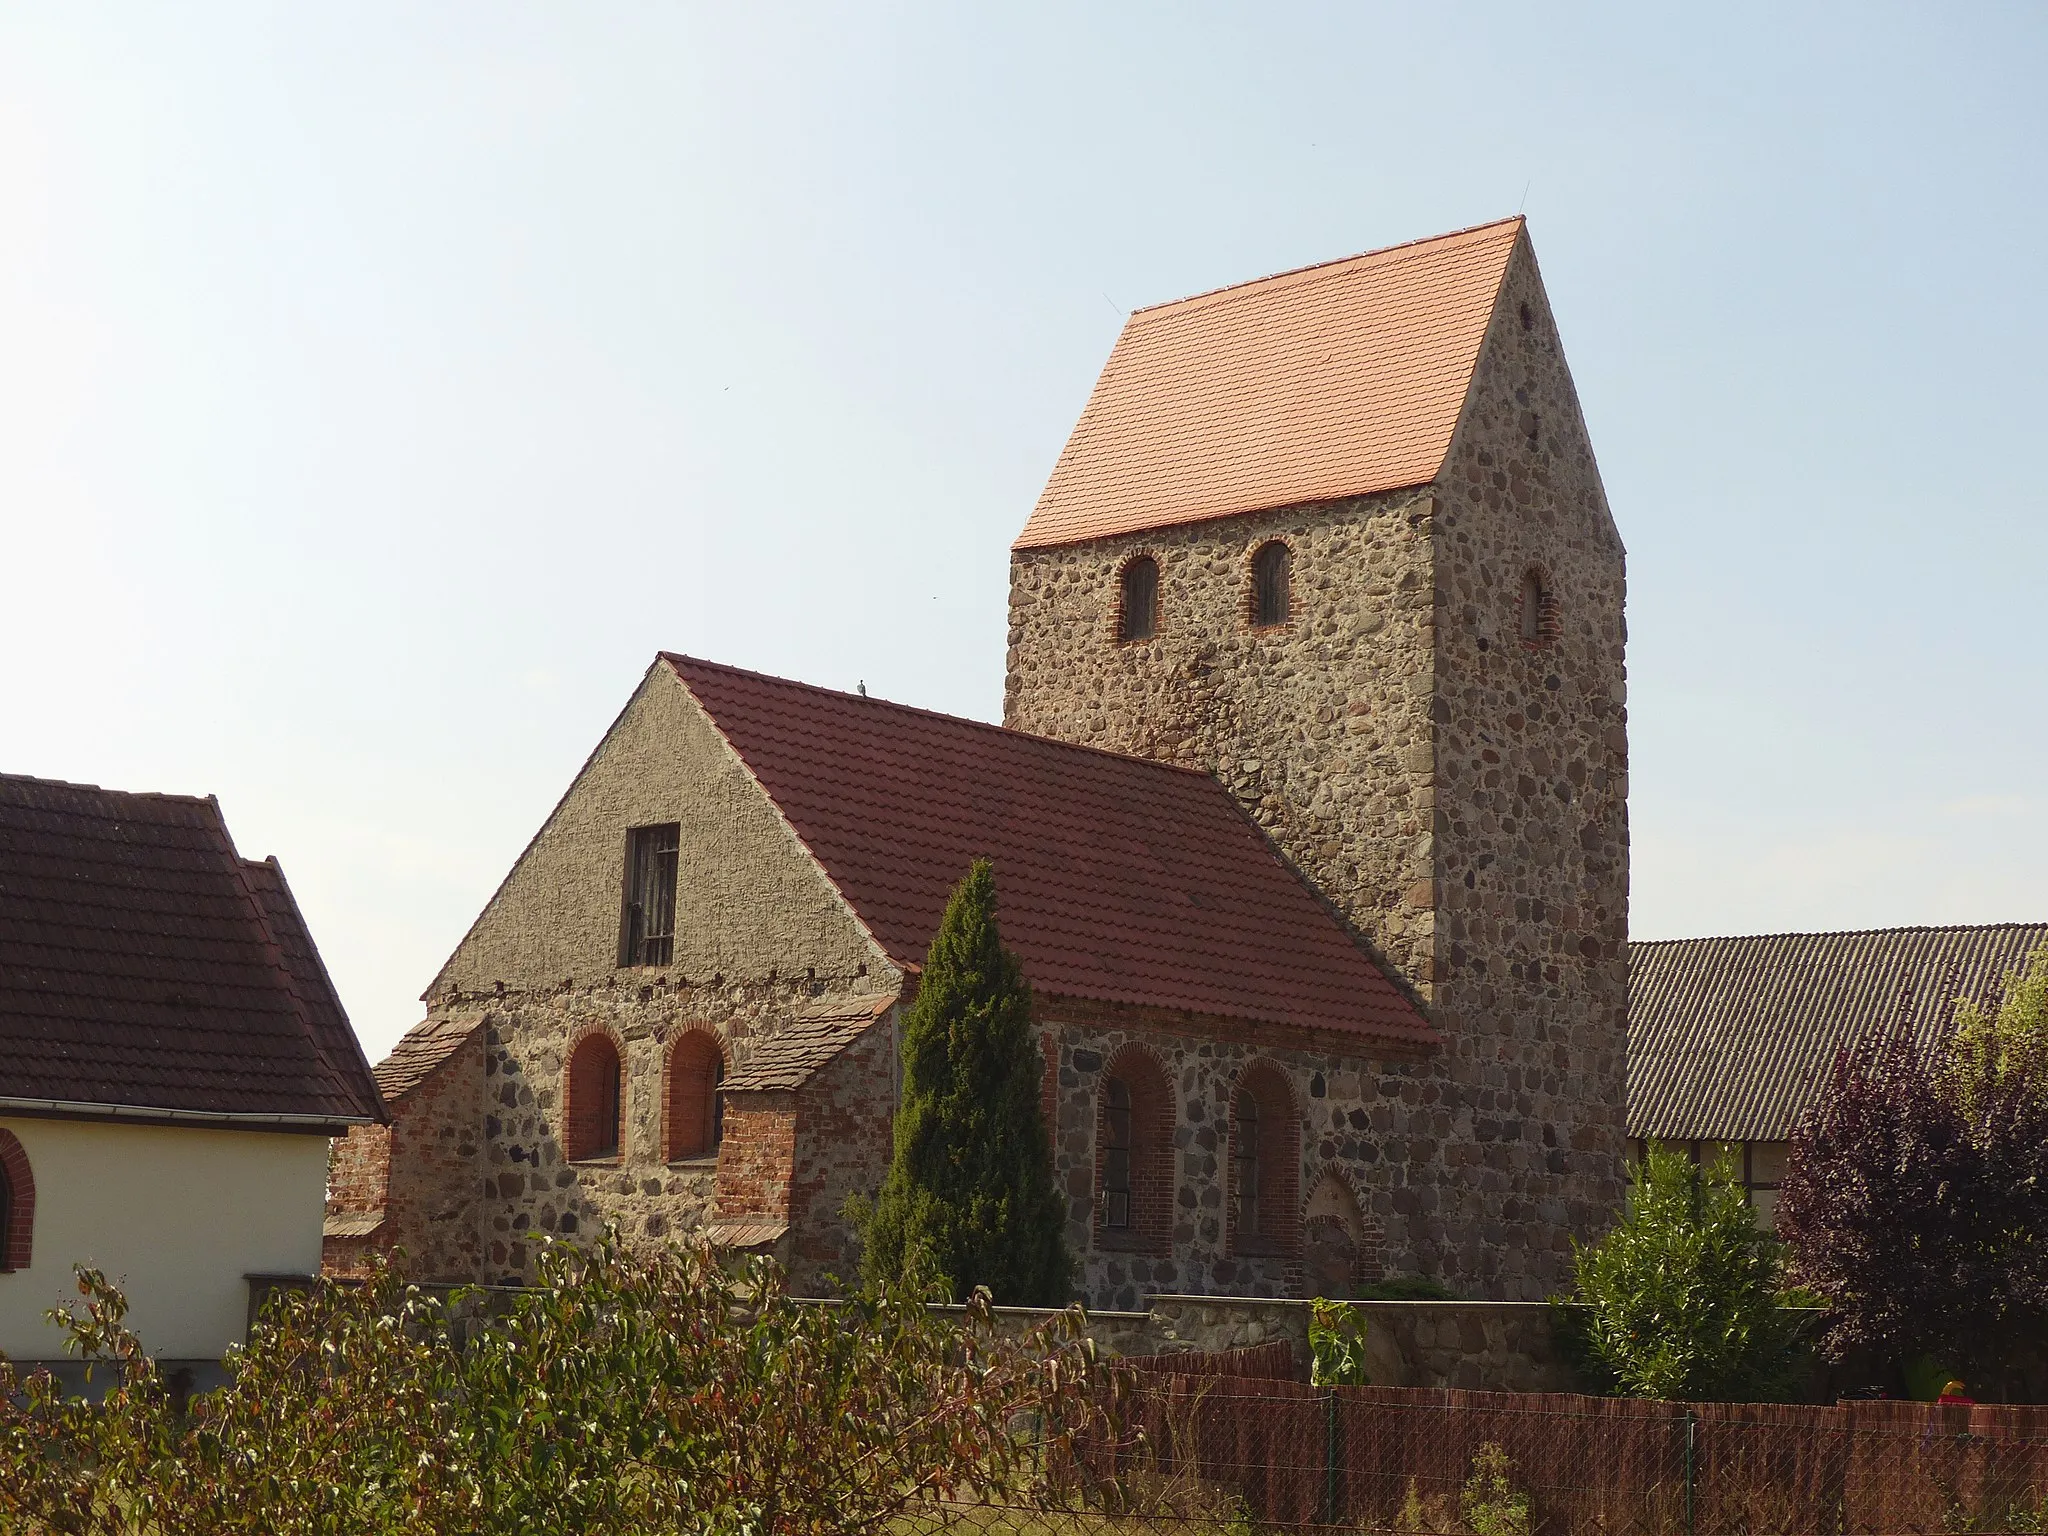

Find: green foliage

[1948,942,2048,1103]
[1460,1443,1532,1536]
[1307,1298,1370,1387]
[859,860,1072,1306]
[1565,1141,1804,1401]
[0,1237,1105,1535]
[1356,1274,1457,1301]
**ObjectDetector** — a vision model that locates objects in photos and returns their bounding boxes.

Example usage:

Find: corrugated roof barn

[1628,923,2048,1143]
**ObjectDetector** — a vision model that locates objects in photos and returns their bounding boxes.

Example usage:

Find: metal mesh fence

[896,1373,2048,1535]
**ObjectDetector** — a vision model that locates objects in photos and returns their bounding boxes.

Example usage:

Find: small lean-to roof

[665,655,1435,1052]
[372,1012,487,1103]
[722,994,898,1093]
[1014,218,1523,551]
[0,773,383,1126]
[1629,923,2048,1143]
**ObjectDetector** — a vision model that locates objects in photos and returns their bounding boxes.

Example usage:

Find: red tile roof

[371,1012,486,1103]
[0,773,384,1126]
[1015,218,1523,550]
[665,656,1435,1052]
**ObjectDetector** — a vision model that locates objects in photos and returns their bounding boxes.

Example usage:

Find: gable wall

[412,665,901,1285]
[435,664,887,997]
[1424,236,1630,1281]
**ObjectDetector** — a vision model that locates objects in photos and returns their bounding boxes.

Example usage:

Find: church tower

[1005,218,1628,1295]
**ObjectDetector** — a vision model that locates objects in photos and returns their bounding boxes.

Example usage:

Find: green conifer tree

[859,860,1072,1305]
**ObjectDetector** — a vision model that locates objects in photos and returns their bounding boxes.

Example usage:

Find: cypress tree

[859,860,1072,1305]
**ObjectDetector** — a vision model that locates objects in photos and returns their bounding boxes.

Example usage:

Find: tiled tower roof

[1014,217,1523,550]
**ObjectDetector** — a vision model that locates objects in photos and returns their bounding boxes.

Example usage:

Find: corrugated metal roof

[1628,923,2048,1141]
[1013,218,1523,551]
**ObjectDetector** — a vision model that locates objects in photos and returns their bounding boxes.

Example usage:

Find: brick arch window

[1250,540,1292,628]
[1519,567,1558,648]
[664,1030,727,1161]
[1116,555,1159,643]
[0,1128,34,1273]
[564,1031,625,1162]
[1095,1045,1172,1253]
[1228,1062,1300,1257]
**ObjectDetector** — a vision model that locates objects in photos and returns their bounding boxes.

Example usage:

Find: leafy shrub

[1356,1275,1456,1301]
[1777,1014,2048,1381]
[1460,1443,1532,1536]
[859,859,1072,1305]
[0,1235,1104,1534]
[1564,1141,1804,1401]
[1308,1298,1370,1386]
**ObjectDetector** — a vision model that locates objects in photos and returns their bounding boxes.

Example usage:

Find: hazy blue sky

[4,4,2044,1059]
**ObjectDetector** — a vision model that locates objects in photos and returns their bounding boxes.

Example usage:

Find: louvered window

[619,823,681,967]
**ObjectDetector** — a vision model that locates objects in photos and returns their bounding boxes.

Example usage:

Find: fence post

[1683,1410,1698,1536]
[1323,1388,1340,1527]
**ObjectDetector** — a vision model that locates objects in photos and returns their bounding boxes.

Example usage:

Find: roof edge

[0,1096,373,1135]
[1634,921,2048,949]
[1131,215,1524,318]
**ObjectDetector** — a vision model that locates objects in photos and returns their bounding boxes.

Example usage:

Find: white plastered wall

[0,1117,329,1361]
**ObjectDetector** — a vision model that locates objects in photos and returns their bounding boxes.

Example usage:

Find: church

[326,216,1632,1309]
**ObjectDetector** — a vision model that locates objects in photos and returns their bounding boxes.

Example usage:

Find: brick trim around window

[664,1028,727,1162]
[1094,1043,1173,1256]
[562,1026,627,1163]
[1227,1060,1301,1259]
[0,1128,34,1273]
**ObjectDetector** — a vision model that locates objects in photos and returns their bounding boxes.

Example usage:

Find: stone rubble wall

[1002,231,1629,1301]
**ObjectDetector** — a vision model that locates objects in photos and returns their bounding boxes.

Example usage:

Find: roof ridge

[658,653,1218,781]
[1635,921,2048,947]
[1131,215,1523,318]
[0,770,218,808]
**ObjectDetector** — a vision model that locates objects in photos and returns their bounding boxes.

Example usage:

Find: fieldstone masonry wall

[1006,231,1628,1300]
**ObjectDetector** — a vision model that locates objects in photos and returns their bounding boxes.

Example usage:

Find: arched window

[565,1033,624,1162]
[1252,541,1291,627]
[0,1129,34,1273]
[665,1031,727,1161]
[1228,1063,1300,1257]
[1095,1046,1171,1253]
[1520,568,1553,647]
[1118,556,1159,643]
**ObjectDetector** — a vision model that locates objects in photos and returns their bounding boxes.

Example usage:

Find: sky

[3,3,2045,1061]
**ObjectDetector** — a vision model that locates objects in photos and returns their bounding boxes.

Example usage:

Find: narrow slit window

[1252,542,1291,627]
[1520,570,1549,646]
[1103,1078,1133,1229]
[1118,557,1158,643]
[1233,1092,1261,1238]
[620,823,681,967]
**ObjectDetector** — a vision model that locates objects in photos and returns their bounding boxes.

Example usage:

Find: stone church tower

[1005,217,1628,1295]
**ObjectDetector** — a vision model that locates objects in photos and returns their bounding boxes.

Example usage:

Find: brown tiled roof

[1014,218,1523,551]
[722,994,897,1093]
[1629,923,2048,1142]
[704,1219,788,1249]
[373,1012,487,1102]
[666,656,1436,1052]
[0,773,383,1126]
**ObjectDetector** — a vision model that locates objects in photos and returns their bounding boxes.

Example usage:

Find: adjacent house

[329,215,1635,1307]
[0,774,383,1375]
[1628,922,2048,1225]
